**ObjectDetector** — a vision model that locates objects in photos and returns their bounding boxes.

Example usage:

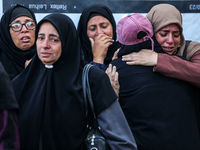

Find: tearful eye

[37,36,44,41]
[173,32,181,38]
[50,37,60,44]
[159,33,167,37]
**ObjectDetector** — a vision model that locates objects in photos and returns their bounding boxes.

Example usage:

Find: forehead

[11,16,34,23]
[87,16,110,26]
[39,22,59,35]
[161,24,180,31]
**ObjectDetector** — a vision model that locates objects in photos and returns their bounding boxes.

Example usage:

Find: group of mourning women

[0,3,200,150]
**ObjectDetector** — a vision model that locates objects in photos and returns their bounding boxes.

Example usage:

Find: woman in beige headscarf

[122,4,200,87]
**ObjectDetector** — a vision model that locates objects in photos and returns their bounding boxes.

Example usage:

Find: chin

[20,45,32,51]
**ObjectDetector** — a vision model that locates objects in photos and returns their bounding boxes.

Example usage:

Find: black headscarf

[0,4,36,80]
[12,13,116,150]
[77,4,121,66]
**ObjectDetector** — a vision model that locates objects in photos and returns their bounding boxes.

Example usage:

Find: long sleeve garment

[89,61,107,71]
[0,62,19,150]
[0,110,19,150]
[154,50,200,87]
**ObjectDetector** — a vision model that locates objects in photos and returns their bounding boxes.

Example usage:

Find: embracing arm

[122,49,200,87]
[122,49,158,66]
[154,50,200,87]
[97,100,137,150]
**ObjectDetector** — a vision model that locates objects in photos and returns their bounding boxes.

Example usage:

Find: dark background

[3,0,200,13]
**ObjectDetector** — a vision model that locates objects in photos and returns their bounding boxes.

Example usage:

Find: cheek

[10,31,19,45]
[36,41,41,56]
[30,31,36,41]
[106,26,113,37]
[155,34,165,46]
[174,38,181,46]
[54,46,62,61]
[87,30,95,40]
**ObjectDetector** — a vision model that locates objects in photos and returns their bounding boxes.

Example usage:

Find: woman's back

[112,56,200,150]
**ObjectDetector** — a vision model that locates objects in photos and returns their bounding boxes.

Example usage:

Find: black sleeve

[0,63,18,110]
[0,110,20,150]
[89,66,117,115]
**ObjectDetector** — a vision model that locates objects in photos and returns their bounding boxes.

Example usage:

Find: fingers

[105,64,112,77]
[122,50,158,66]
[89,38,94,48]
[95,34,114,47]
[92,34,114,63]
[122,52,137,60]
[112,48,120,60]
[105,64,120,97]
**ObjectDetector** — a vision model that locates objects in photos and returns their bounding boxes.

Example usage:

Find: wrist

[93,57,104,64]
[153,52,158,66]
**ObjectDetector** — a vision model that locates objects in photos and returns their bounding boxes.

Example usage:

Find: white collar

[45,65,53,69]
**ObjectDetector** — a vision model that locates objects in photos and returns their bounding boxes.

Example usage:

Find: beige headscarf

[146,4,200,60]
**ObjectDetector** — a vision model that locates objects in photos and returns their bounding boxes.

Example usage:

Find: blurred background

[2,0,200,42]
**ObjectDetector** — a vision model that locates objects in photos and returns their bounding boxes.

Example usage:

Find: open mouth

[162,46,175,54]
[21,36,30,42]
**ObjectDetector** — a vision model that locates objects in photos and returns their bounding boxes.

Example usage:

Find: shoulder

[186,41,200,60]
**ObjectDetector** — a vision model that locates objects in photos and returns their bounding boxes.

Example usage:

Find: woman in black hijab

[12,13,137,150]
[78,4,121,71]
[0,4,36,80]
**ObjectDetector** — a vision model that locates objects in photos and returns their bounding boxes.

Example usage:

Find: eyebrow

[12,19,33,23]
[160,29,180,33]
[49,34,59,38]
[38,33,59,38]
[38,33,45,36]
[88,22,109,27]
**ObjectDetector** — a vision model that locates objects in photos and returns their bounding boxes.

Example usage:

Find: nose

[166,33,174,44]
[21,24,28,32]
[96,26,104,36]
[41,39,50,49]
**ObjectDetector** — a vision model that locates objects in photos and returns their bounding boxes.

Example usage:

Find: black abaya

[12,13,117,150]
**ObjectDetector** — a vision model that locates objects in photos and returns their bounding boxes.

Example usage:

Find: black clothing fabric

[0,4,36,80]
[77,4,121,66]
[0,62,18,110]
[118,36,163,57]
[111,39,200,150]
[12,13,116,150]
